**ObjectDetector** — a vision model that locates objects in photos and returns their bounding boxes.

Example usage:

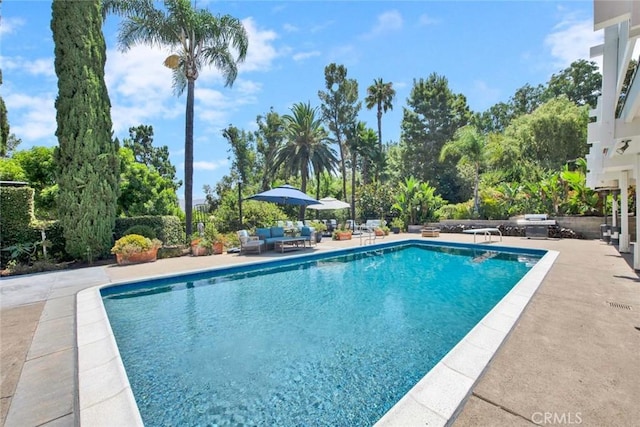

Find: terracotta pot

[191,245,209,256]
[375,229,385,236]
[212,242,223,254]
[115,247,158,265]
[336,232,352,240]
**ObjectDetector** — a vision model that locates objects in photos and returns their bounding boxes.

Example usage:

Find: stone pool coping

[76,241,558,425]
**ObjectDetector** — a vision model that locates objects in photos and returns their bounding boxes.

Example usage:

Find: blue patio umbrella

[244,184,321,206]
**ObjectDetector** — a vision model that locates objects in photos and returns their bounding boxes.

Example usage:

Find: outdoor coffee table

[273,237,307,253]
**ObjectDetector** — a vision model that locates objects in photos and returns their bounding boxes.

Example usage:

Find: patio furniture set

[237,225,317,254]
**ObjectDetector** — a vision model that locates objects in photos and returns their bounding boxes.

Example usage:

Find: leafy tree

[273,102,338,219]
[255,108,285,191]
[356,182,396,221]
[400,74,471,202]
[13,147,58,218]
[318,63,361,200]
[105,0,248,237]
[439,125,487,215]
[500,97,589,172]
[223,125,256,226]
[0,157,27,181]
[0,69,8,157]
[122,124,180,189]
[544,59,601,108]
[365,78,396,148]
[118,147,180,216]
[52,0,120,260]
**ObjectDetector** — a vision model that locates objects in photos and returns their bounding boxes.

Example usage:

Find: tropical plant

[105,0,249,237]
[365,77,396,148]
[273,102,338,219]
[439,125,487,215]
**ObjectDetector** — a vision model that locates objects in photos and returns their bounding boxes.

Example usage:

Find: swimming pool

[87,240,554,426]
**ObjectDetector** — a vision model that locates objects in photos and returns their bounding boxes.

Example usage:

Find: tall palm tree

[273,102,338,219]
[104,0,248,237]
[365,78,396,148]
[439,125,486,215]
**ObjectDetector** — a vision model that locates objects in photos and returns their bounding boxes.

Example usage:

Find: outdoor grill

[516,214,557,239]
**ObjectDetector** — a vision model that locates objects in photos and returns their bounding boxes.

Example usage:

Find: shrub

[123,225,157,240]
[111,234,162,257]
[115,215,182,245]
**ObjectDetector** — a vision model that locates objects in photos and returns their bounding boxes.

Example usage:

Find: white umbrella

[306,197,351,210]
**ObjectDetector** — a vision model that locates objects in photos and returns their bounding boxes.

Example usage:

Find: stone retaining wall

[414,216,629,240]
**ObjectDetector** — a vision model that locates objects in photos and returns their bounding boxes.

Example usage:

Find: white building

[586,0,640,267]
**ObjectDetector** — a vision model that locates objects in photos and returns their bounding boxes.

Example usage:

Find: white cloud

[310,20,335,34]
[362,10,403,39]
[238,17,279,72]
[418,14,439,26]
[1,56,55,77]
[5,92,57,143]
[0,17,25,35]
[105,45,179,133]
[544,15,603,70]
[283,23,299,33]
[193,159,229,171]
[293,50,321,62]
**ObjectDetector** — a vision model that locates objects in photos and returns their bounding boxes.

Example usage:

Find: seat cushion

[301,226,312,237]
[270,227,285,238]
[255,228,271,240]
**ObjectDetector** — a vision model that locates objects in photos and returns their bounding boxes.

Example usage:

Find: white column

[635,155,640,270]
[620,170,630,252]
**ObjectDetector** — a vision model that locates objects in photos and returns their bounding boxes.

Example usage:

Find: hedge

[114,215,183,246]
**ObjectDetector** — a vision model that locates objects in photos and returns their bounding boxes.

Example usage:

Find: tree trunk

[377,102,383,149]
[351,152,357,224]
[185,79,195,237]
[338,136,347,201]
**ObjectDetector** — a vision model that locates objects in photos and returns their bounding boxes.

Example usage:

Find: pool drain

[607,301,632,310]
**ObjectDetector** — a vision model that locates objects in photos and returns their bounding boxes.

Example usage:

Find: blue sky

[2,0,602,200]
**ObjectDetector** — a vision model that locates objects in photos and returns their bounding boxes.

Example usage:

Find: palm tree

[365,78,396,148]
[273,102,338,219]
[104,0,248,237]
[439,125,486,215]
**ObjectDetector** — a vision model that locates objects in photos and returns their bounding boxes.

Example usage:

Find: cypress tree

[51,0,119,260]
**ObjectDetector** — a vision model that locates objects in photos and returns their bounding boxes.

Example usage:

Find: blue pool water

[103,242,541,426]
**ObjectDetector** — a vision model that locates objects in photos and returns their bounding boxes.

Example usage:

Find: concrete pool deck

[1,233,639,426]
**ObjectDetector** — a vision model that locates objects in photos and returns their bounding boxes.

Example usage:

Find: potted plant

[190,236,212,256]
[390,218,404,234]
[204,223,224,254]
[111,234,162,265]
[308,220,327,243]
[332,224,353,241]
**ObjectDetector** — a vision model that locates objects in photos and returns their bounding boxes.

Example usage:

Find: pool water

[103,243,539,426]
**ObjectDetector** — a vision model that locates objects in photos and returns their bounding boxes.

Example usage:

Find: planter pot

[374,229,385,237]
[335,232,352,240]
[115,247,158,265]
[191,245,209,256]
[316,234,323,243]
[212,242,224,254]
[391,227,400,234]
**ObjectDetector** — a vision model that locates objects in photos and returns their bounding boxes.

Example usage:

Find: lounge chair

[300,226,316,246]
[237,230,264,254]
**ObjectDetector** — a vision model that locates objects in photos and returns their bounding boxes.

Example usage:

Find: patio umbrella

[306,197,351,210]
[245,184,321,206]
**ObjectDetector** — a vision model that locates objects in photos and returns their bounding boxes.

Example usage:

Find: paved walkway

[1,234,638,426]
